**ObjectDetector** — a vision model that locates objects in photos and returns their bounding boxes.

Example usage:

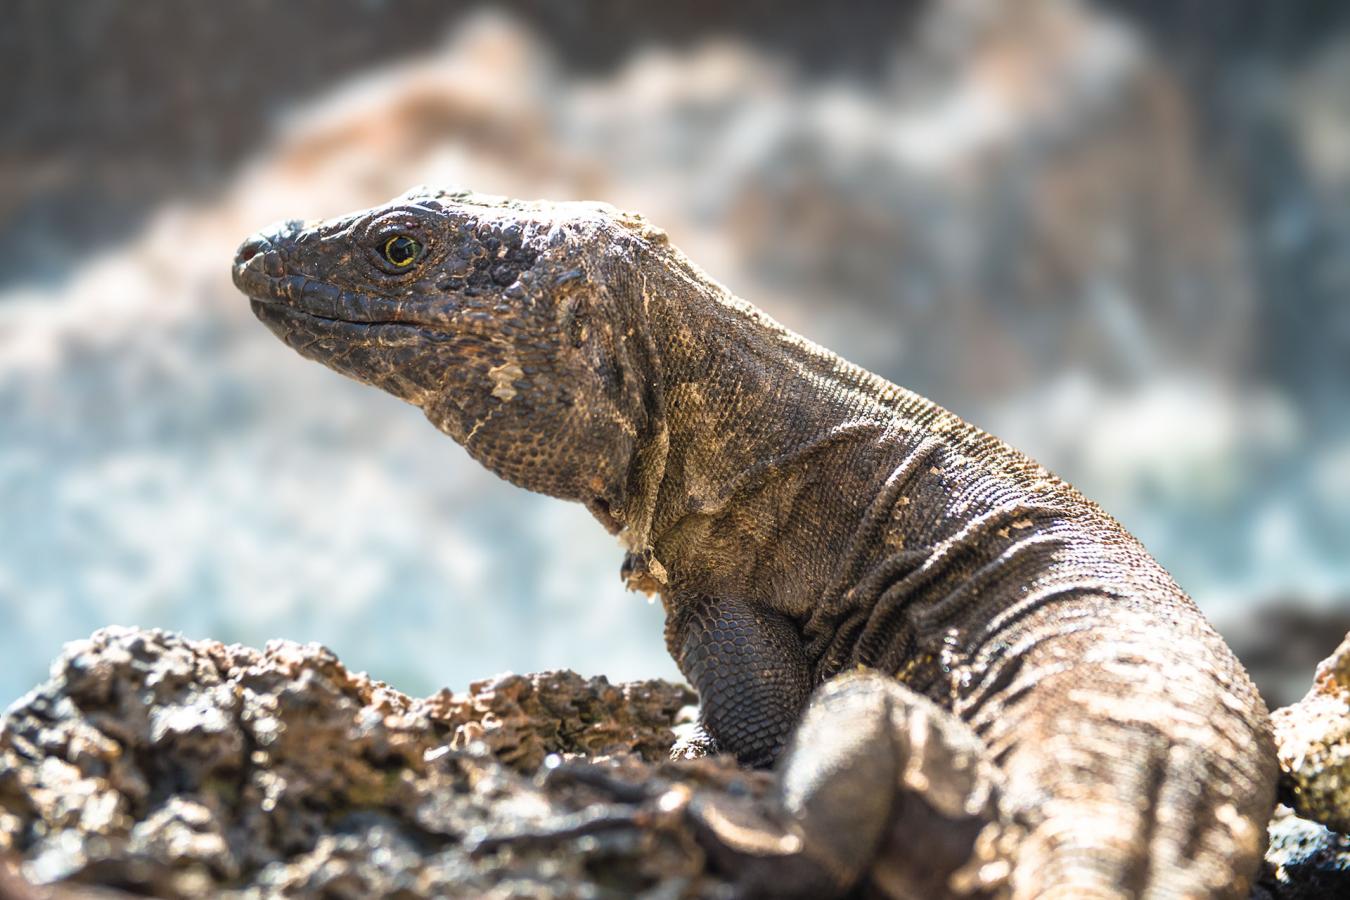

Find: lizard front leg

[689,670,1012,899]
[664,593,813,768]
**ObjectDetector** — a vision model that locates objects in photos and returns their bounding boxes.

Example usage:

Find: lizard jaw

[233,234,437,330]
[233,230,464,407]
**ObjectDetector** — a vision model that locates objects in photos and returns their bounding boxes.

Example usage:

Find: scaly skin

[233,188,1278,898]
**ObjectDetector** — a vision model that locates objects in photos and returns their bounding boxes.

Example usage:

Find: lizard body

[233,189,1277,898]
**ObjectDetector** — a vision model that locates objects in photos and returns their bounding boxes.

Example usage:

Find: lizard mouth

[232,233,460,340]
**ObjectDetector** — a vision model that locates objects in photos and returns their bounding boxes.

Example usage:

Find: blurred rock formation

[1226,601,1350,710]
[1,0,1347,713]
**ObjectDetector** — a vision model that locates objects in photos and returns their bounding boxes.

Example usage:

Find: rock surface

[1257,806,1350,899]
[1255,631,1350,898]
[3,626,1349,898]
[0,627,763,898]
[1272,633,1350,835]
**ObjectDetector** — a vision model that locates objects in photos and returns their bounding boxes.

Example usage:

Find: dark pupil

[385,235,420,266]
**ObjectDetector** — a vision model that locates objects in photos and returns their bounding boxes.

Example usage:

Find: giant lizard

[232,188,1278,898]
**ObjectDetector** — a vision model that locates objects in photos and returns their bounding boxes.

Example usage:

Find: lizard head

[232,187,659,531]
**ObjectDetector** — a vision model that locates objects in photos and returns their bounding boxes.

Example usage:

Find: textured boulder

[1273,633,1350,833]
[1254,632,1350,897]
[4,626,1350,898]
[1257,806,1350,900]
[0,627,765,898]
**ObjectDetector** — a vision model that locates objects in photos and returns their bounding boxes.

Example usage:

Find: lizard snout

[232,221,305,295]
[234,234,271,267]
[232,231,282,285]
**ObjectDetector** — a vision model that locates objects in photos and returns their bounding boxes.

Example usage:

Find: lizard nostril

[234,235,271,267]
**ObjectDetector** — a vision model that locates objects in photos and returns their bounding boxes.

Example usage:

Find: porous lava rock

[0,627,765,898]
[4,626,1350,898]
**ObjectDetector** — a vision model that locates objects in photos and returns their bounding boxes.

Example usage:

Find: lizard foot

[670,721,724,761]
[727,670,1014,899]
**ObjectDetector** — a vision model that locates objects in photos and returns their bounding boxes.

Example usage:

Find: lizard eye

[381,235,423,268]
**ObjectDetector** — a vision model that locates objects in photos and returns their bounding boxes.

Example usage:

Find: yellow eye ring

[382,235,422,268]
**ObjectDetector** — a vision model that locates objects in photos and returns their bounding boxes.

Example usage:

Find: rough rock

[0,627,767,898]
[1272,633,1350,834]
[1253,631,1350,897]
[4,626,1350,898]
[1255,806,1350,899]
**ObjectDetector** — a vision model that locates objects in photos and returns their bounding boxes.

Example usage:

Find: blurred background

[2,0,1348,711]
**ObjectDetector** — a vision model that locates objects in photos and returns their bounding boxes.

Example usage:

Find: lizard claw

[685,793,847,899]
[466,805,644,856]
[670,721,723,761]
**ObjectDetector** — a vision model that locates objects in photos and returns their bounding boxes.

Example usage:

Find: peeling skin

[489,362,524,401]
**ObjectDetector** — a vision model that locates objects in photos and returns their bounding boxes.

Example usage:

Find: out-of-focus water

[2,1,1348,708]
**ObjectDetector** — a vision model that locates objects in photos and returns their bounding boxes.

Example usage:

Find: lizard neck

[615,245,931,612]
[612,243,1091,670]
